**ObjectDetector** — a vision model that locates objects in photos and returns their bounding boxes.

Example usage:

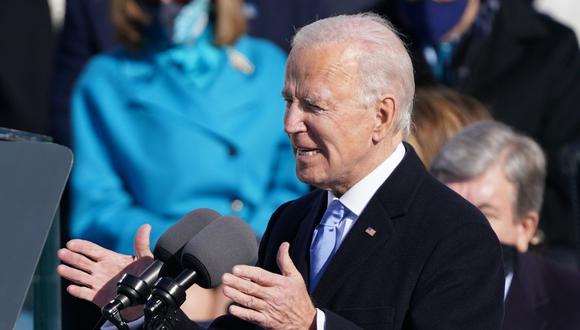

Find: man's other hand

[222,242,316,330]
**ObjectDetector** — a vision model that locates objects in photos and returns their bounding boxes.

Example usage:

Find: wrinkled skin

[222,242,317,330]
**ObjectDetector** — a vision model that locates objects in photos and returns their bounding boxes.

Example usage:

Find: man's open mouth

[296,147,319,156]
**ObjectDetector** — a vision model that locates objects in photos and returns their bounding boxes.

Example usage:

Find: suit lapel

[503,253,549,330]
[312,144,427,304]
[312,194,394,303]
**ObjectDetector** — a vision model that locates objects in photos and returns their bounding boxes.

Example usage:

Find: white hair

[431,121,547,218]
[290,13,415,136]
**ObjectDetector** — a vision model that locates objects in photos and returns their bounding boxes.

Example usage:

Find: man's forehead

[285,45,360,82]
[283,65,358,104]
[453,164,515,196]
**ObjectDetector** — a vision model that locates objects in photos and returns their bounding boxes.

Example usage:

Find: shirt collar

[327,142,406,216]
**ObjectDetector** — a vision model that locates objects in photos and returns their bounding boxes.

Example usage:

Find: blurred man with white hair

[432,121,580,330]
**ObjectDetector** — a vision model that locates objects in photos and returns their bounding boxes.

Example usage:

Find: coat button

[231,199,244,212]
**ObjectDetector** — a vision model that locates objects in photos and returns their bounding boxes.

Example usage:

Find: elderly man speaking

[58,13,504,330]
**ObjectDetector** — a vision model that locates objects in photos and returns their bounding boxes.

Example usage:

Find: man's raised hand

[222,242,316,330]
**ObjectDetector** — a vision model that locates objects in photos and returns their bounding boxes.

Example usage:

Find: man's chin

[296,170,324,188]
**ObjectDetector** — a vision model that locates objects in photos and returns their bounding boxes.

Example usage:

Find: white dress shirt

[504,272,513,300]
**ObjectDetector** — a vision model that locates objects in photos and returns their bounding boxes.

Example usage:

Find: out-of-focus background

[1,0,578,329]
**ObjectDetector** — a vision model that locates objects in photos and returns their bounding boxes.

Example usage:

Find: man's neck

[329,142,405,199]
[331,138,402,197]
[328,142,406,215]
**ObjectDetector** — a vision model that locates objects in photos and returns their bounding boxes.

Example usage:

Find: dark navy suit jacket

[503,252,580,330]
[172,145,505,329]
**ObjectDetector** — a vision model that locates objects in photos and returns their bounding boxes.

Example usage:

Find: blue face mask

[398,0,469,45]
[157,0,210,46]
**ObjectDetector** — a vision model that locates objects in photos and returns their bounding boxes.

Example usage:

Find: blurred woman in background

[407,85,491,167]
[70,0,306,254]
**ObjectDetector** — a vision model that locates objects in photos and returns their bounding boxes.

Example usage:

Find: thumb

[276,242,299,277]
[134,224,153,259]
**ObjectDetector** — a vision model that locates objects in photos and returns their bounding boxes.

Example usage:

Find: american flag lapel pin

[365,227,377,237]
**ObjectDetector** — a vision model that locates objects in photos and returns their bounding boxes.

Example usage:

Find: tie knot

[320,200,348,227]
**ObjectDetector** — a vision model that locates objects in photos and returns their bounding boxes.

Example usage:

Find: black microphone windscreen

[153,208,221,266]
[180,216,259,289]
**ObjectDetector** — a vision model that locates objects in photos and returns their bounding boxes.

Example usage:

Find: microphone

[144,215,259,326]
[102,208,221,329]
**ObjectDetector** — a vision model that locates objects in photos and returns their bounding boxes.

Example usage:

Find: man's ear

[372,95,397,143]
[515,211,539,253]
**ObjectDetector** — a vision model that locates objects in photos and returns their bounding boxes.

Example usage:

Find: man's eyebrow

[303,96,320,105]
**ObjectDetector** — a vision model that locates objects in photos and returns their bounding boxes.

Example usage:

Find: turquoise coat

[70,35,307,254]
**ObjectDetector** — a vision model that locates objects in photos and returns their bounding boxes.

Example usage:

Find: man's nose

[284,103,306,134]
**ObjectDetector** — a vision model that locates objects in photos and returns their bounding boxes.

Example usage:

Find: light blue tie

[310,200,348,291]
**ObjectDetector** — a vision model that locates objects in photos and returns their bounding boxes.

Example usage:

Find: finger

[57,264,94,287]
[66,239,112,262]
[222,273,269,300]
[228,304,268,326]
[231,265,282,287]
[57,248,95,273]
[133,224,153,258]
[66,284,97,302]
[222,285,268,311]
[276,242,300,277]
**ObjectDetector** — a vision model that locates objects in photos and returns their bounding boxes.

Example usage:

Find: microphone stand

[101,268,161,330]
[101,303,129,330]
[144,270,198,330]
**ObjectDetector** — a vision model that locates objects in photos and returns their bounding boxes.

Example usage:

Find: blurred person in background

[70,0,306,254]
[406,85,490,167]
[385,0,580,266]
[432,121,580,329]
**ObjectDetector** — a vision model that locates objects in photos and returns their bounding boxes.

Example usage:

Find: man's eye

[305,102,324,112]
